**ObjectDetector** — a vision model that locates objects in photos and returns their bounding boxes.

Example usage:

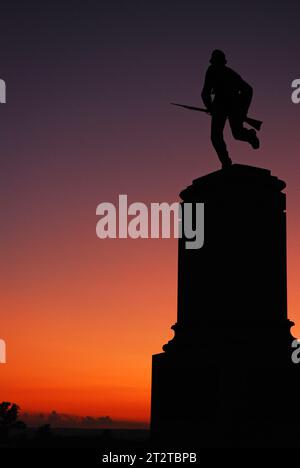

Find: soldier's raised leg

[229,113,260,149]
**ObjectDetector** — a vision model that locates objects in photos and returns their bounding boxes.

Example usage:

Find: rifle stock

[244,116,262,131]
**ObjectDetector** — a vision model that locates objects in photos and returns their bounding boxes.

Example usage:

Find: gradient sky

[1,0,300,425]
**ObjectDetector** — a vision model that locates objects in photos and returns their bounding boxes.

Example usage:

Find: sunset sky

[1,0,300,425]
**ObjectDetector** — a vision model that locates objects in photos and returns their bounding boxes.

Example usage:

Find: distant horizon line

[20,410,149,430]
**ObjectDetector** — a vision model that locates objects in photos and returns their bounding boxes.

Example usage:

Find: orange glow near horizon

[1,213,300,424]
[1,235,179,423]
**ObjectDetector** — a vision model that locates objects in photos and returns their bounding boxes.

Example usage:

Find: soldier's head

[209,49,227,66]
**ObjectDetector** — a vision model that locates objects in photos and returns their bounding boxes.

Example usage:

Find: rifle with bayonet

[171,102,262,131]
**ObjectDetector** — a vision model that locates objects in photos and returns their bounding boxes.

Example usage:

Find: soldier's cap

[210,49,227,65]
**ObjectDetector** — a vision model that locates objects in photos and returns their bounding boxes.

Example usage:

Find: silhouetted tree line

[0,402,26,442]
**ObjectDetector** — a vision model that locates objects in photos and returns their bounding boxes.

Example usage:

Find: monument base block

[151,348,300,447]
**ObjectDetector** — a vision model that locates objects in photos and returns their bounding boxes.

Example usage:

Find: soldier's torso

[209,65,242,110]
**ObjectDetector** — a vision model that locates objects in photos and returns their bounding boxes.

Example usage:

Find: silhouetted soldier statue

[201,49,260,169]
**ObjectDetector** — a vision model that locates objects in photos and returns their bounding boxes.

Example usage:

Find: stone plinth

[151,165,298,447]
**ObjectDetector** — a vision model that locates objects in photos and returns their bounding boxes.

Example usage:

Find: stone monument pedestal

[151,165,299,447]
